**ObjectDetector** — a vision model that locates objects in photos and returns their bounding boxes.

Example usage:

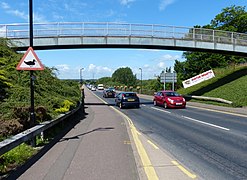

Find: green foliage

[0,143,37,173]
[55,100,74,113]
[211,5,247,32]
[112,67,137,86]
[143,79,163,92]
[204,75,247,107]
[177,65,247,107]
[175,5,247,86]
[96,77,113,85]
[0,39,81,135]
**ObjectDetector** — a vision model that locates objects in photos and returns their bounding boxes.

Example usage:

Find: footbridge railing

[1,22,247,54]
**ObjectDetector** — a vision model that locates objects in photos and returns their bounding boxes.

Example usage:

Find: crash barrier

[0,102,83,156]
[184,95,232,104]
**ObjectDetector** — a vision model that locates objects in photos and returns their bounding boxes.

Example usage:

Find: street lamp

[80,68,84,84]
[139,68,142,94]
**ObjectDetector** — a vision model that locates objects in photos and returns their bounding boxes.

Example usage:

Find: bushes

[0,143,37,174]
[55,100,75,113]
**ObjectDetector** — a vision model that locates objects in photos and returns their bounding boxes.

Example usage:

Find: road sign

[16,47,44,71]
[160,72,177,83]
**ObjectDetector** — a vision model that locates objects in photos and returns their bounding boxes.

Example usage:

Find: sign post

[16,0,44,147]
[160,72,177,91]
[16,46,44,146]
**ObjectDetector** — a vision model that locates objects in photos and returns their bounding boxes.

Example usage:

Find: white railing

[1,22,247,45]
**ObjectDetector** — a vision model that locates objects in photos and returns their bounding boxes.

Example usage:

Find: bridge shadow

[84,102,153,106]
[3,106,97,180]
[85,102,115,106]
[59,127,114,142]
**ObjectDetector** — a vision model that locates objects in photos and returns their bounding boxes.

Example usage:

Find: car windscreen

[165,92,179,96]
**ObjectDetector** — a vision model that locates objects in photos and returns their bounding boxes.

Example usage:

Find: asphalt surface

[16,88,139,180]
[11,88,247,180]
[98,91,247,180]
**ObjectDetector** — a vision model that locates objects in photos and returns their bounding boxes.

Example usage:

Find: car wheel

[164,102,168,109]
[153,100,157,106]
[136,104,140,108]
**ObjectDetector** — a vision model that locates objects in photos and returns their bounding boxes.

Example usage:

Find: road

[92,90,247,180]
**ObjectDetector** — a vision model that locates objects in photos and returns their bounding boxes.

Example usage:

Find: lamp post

[80,68,84,84]
[139,68,142,94]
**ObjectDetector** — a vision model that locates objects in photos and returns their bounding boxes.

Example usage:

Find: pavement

[12,88,247,180]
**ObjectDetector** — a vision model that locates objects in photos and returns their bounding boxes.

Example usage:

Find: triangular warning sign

[16,47,44,71]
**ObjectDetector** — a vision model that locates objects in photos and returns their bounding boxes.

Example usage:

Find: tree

[112,67,136,86]
[175,5,247,84]
[211,5,247,33]
[96,77,115,86]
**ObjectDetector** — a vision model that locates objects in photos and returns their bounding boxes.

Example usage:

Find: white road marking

[150,106,230,131]
[182,116,230,131]
[151,107,171,113]
[187,105,247,118]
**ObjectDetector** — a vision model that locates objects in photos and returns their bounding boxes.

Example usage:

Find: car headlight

[168,98,174,103]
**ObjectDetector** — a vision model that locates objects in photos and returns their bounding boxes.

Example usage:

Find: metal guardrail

[186,95,233,104]
[1,22,247,46]
[0,104,82,156]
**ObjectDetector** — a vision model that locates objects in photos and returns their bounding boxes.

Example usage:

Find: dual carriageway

[90,87,247,180]
[2,21,247,179]
[15,86,247,180]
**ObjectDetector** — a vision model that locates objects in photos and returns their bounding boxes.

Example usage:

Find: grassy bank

[177,65,247,107]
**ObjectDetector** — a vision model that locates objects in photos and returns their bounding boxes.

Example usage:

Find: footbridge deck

[1,22,247,56]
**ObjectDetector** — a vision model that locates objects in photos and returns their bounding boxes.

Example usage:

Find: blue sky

[1,0,246,80]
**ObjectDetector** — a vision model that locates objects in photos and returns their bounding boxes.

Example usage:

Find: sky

[1,0,246,80]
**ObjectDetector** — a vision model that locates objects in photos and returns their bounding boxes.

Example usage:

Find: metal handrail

[0,104,82,156]
[1,22,247,45]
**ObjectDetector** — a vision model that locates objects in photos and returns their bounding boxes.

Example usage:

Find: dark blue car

[115,92,140,109]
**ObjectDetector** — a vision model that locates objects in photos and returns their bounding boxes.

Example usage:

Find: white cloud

[120,0,136,6]
[11,10,28,21]
[0,2,10,9]
[87,64,113,78]
[88,64,96,71]
[0,2,46,22]
[158,62,166,68]
[160,54,180,61]
[159,0,176,11]
[56,64,70,71]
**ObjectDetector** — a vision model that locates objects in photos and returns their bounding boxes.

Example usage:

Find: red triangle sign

[16,47,44,71]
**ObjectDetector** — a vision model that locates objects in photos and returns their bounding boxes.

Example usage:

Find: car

[91,86,96,91]
[97,84,104,90]
[115,92,140,109]
[108,87,116,92]
[153,90,186,109]
[103,89,116,98]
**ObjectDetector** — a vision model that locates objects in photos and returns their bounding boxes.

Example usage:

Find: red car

[153,90,186,109]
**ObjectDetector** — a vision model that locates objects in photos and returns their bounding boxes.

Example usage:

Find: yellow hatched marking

[171,161,197,179]
[124,140,131,144]
[147,140,159,150]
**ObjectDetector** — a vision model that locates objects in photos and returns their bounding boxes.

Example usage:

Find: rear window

[124,93,136,97]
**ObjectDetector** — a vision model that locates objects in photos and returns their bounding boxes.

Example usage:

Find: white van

[97,84,104,90]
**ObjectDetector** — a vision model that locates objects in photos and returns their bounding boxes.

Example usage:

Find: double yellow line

[91,91,196,179]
